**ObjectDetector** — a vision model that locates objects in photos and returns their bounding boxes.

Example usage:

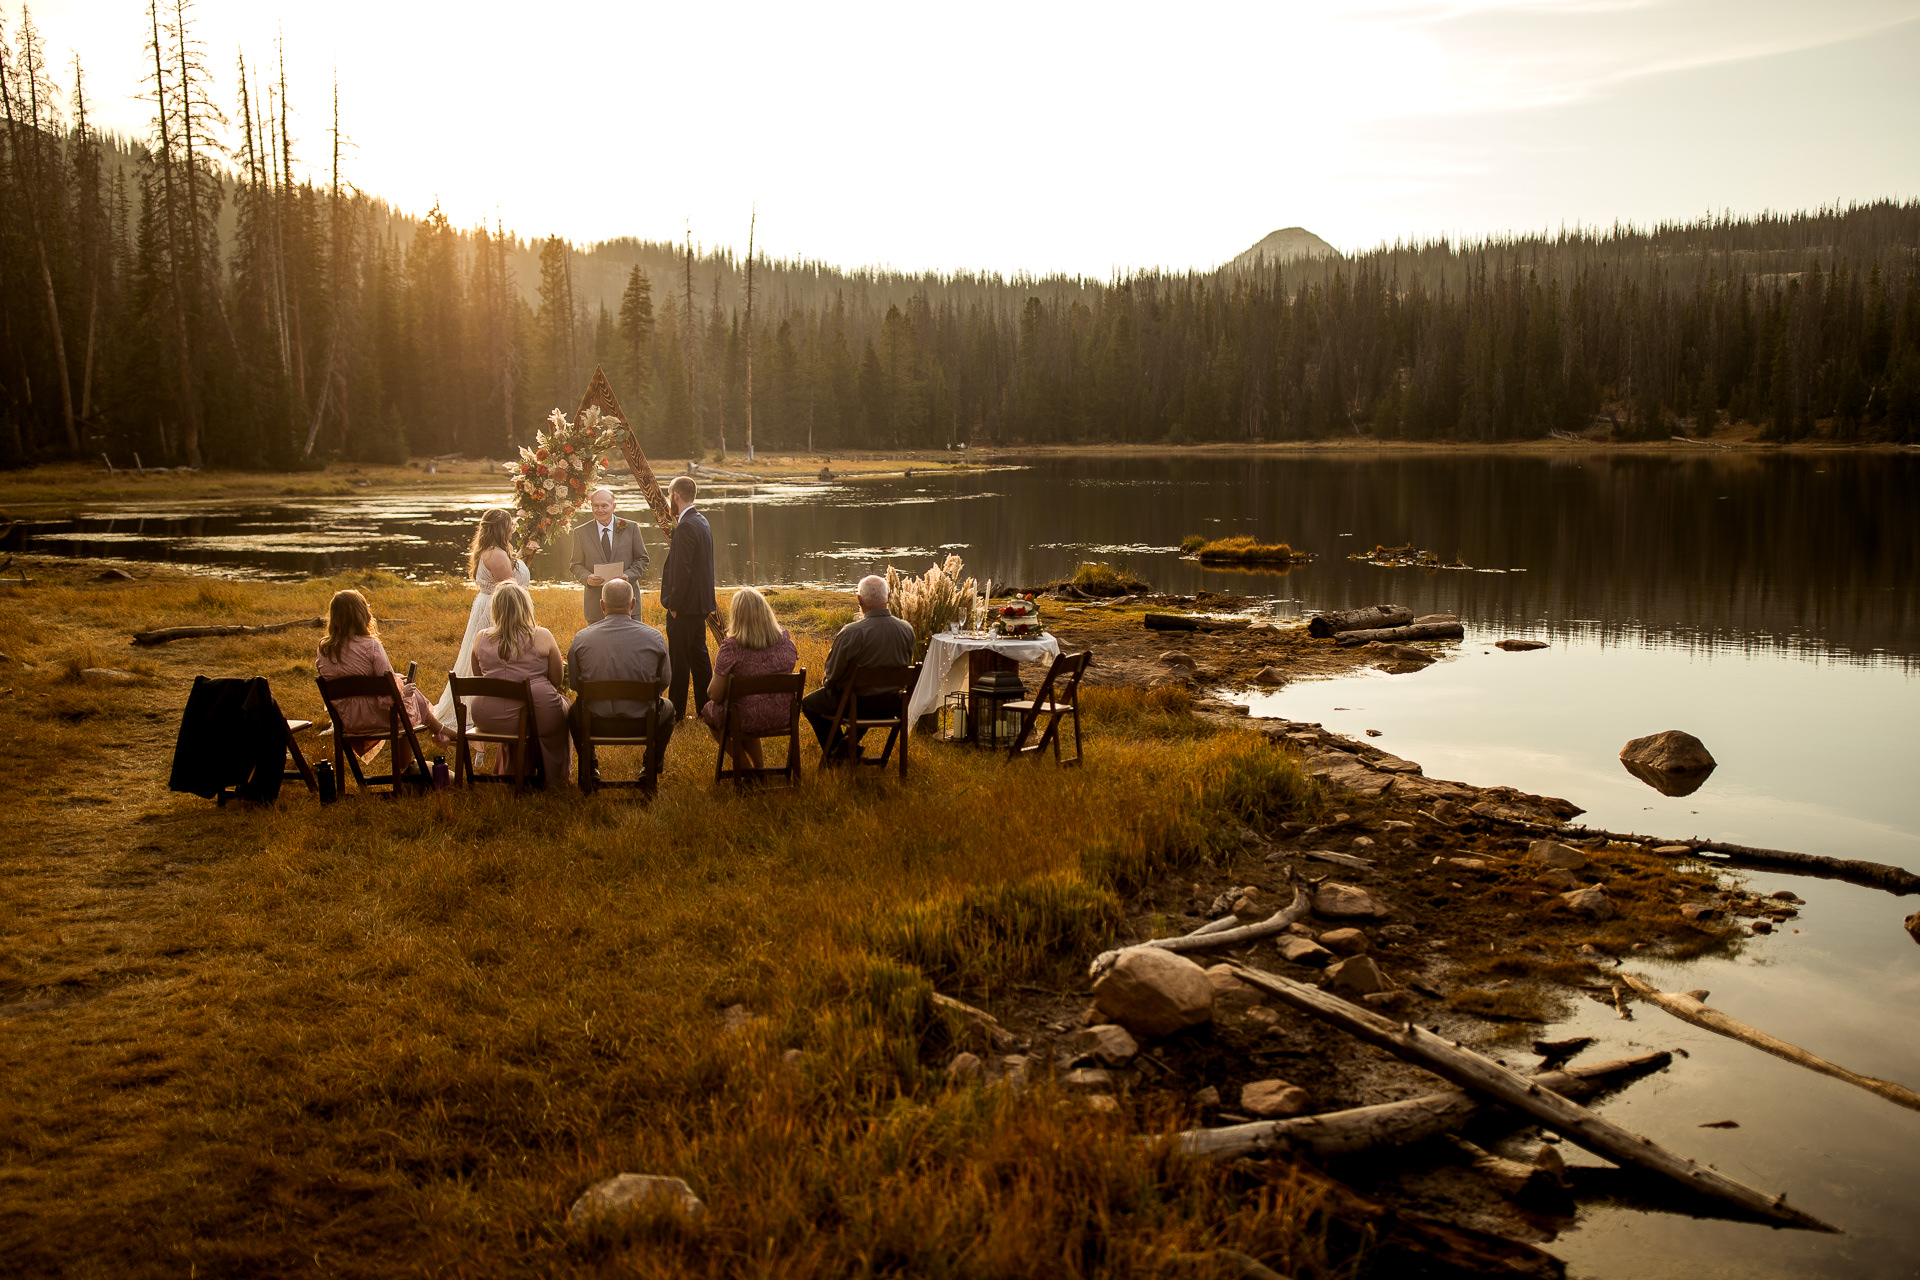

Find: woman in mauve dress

[469,581,570,786]
[315,588,454,750]
[701,586,800,771]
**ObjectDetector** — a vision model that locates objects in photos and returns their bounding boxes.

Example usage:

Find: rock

[95,567,137,581]
[998,1054,1031,1092]
[567,1174,706,1227]
[80,667,145,684]
[1204,964,1259,998]
[1679,902,1720,921]
[1193,1085,1221,1108]
[946,1051,985,1083]
[781,1048,805,1068]
[1240,1079,1311,1118]
[1365,728,1382,737]
[1361,991,1407,1009]
[1063,1024,1139,1066]
[1318,927,1368,956]
[1751,920,1774,935]
[1905,912,1920,944]
[1527,840,1589,871]
[1431,799,1463,823]
[720,1003,759,1033]
[1207,885,1259,915]
[1275,935,1335,967]
[1558,887,1614,920]
[1362,642,1436,665]
[1062,1067,1117,1093]
[1252,666,1286,685]
[1313,882,1390,920]
[1495,639,1548,651]
[1350,836,1376,852]
[1091,947,1215,1037]
[1231,892,1262,918]
[1445,858,1496,872]
[1244,1005,1283,1030]
[1621,729,1716,772]
[1158,651,1198,669]
[1325,954,1392,997]
[1770,889,1802,902]
[1081,1094,1121,1114]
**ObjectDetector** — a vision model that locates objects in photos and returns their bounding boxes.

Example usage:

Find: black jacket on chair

[169,676,287,803]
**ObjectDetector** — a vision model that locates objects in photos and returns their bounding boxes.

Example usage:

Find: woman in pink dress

[315,589,454,750]
[701,587,800,771]
[469,582,570,786]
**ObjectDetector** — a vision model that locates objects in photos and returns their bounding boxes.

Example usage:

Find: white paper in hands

[593,562,625,583]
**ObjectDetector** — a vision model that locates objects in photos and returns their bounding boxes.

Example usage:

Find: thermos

[315,759,338,804]
[432,757,451,791]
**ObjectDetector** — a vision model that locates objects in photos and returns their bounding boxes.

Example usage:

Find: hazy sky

[14,0,1920,276]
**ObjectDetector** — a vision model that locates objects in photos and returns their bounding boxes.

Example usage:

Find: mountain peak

[1226,227,1339,271]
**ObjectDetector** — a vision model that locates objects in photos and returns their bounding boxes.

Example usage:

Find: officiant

[569,487,651,623]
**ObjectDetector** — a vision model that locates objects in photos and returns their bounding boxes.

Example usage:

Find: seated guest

[801,574,915,755]
[701,586,800,771]
[469,582,570,786]
[315,588,454,750]
[565,578,676,779]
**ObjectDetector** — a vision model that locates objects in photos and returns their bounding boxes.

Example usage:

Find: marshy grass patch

[1181,534,1313,565]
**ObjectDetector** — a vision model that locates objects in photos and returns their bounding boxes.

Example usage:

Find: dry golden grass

[0,567,1341,1278]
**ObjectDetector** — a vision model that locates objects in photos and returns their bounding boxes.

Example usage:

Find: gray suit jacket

[569,517,651,622]
[823,609,916,695]
[566,614,670,719]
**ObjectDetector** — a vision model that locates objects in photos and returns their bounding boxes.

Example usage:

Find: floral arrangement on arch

[506,406,626,556]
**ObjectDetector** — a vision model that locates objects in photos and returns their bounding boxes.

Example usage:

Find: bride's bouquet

[505,406,626,556]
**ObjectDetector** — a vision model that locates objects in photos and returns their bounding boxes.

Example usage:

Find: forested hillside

[2,6,1917,469]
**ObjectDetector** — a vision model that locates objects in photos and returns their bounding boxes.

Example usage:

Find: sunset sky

[16,0,1920,276]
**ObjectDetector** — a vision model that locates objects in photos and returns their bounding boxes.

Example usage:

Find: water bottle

[432,757,451,791]
[316,759,338,804]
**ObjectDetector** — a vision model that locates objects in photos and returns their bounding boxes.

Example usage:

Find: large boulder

[1527,840,1588,871]
[1325,955,1392,997]
[1558,887,1615,920]
[1241,1079,1312,1117]
[567,1174,706,1227]
[1092,947,1215,1037]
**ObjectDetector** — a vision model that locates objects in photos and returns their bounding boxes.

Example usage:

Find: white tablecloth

[908,631,1064,730]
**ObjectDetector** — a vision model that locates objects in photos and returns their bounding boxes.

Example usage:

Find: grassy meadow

[0,567,1348,1278]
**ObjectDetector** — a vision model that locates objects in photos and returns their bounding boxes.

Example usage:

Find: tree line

[3,4,1917,470]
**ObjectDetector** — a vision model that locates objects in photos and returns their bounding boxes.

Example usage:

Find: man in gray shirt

[802,574,916,754]
[565,579,676,779]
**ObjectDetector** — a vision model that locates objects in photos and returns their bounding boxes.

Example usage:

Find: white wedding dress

[432,555,531,727]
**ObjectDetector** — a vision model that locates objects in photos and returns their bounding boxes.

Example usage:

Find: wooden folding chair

[821,663,921,780]
[446,671,545,794]
[315,674,432,796]
[574,680,665,797]
[283,718,319,793]
[713,668,807,788]
[1006,650,1092,767]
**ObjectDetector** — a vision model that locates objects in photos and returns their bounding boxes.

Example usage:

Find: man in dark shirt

[565,579,676,779]
[802,574,916,754]
[659,475,717,720]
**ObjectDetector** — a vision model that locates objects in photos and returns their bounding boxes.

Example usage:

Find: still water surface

[12,452,1920,1275]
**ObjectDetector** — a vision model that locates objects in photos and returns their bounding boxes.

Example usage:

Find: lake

[11,449,1920,1276]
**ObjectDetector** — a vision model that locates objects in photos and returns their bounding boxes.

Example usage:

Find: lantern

[969,669,1027,749]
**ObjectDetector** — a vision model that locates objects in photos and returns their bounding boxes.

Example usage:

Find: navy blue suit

[660,506,717,719]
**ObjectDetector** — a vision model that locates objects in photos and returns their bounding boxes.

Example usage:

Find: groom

[569,487,650,623]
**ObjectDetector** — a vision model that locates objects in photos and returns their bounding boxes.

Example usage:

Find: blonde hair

[726,586,783,651]
[486,582,536,663]
[468,508,516,577]
[320,589,376,663]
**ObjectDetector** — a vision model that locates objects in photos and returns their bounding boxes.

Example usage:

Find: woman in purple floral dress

[701,587,800,771]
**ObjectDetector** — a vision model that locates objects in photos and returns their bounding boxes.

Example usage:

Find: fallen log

[1090,888,1310,977]
[1170,1051,1672,1160]
[1287,1163,1567,1278]
[1226,962,1836,1232]
[1620,974,1920,1114]
[1144,613,1251,633]
[132,617,413,646]
[1334,622,1466,646]
[1476,813,1920,895]
[1307,605,1413,638]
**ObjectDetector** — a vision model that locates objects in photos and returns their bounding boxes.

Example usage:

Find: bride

[432,508,531,727]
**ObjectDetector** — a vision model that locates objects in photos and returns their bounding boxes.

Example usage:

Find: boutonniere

[615,518,627,530]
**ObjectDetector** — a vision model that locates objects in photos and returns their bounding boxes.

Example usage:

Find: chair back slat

[1007,650,1093,766]
[824,662,921,779]
[445,671,541,794]
[575,680,665,797]
[316,672,430,795]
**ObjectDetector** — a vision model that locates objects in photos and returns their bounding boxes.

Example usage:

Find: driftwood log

[1090,888,1310,977]
[1620,974,1920,1113]
[1307,605,1413,638]
[132,617,413,646]
[1478,812,1920,895]
[1144,613,1251,633]
[1171,1051,1672,1160]
[1334,621,1466,646]
[1226,962,1836,1232]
